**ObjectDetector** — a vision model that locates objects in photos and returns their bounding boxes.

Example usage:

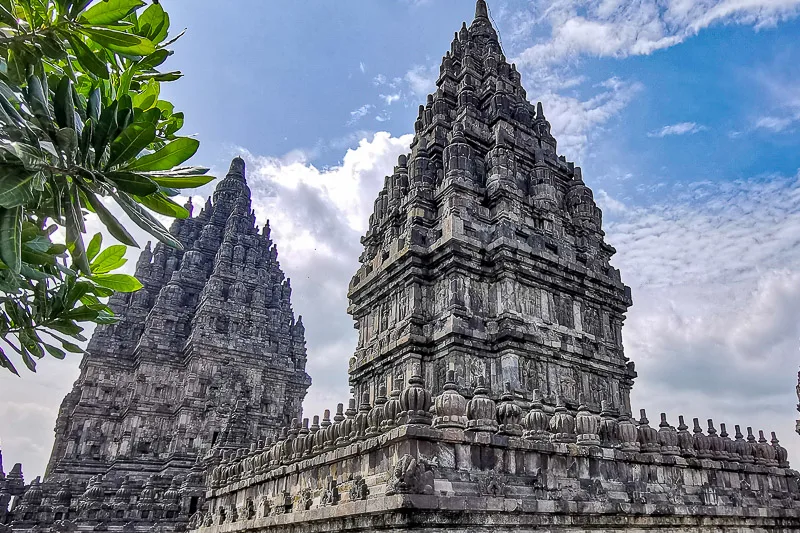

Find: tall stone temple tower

[2,159,311,530]
[348,0,634,414]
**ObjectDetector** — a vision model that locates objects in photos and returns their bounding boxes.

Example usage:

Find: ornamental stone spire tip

[476,0,489,19]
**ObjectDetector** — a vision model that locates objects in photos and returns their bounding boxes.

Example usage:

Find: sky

[2,0,800,479]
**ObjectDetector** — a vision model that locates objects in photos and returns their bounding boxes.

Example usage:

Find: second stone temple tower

[347,0,635,415]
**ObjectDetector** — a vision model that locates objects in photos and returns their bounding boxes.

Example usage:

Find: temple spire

[476,0,489,20]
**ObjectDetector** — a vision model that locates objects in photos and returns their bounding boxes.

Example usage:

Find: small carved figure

[478,470,507,497]
[320,477,340,506]
[349,476,369,501]
[298,488,313,511]
[385,454,434,496]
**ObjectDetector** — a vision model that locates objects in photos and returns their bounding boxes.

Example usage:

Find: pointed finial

[475,0,489,19]
[184,197,194,217]
[536,102,545,120]
[229,156,245,176]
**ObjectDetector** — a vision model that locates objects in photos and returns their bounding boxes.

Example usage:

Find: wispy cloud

[648,122,707,137]
[512,0,800,87]
[347,104,373,125]
[404,64,438,97]
[359,61,366,74]
[380,93,401,105]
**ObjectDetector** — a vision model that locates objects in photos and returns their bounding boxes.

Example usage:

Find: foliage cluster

[0,0,212,374]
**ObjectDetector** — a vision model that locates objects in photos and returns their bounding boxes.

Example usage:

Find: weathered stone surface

[2,160,310,531]
[196,2,800,532]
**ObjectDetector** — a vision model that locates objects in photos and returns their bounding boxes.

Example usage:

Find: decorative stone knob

[497,382,524,437]
[758,430,778,467]
[771,432,789,468]
[598,400,619,448]
[433,370,468,430]
[636,409,660,454]
[719,423,737,462]
[657,413,680,456]
[381,378,404,431]
[693,418,712,459]
[618,414,640,453]
[706,419,726,460]
[575,396,600,447]
[352,392,372,441]
[549,396,576,444]
[734,425,752,464]
[676,416,695,458]
[367,385,388,437]
[466,376,498,433]
[337,398,357,446]
[523,389,551,442]
[399,366,433,426]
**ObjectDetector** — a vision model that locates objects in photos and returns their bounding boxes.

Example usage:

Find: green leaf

[80,190,139,246]
[87,88,102,121]
[0,206,23,273]
[0,347,20,376]
[63,305,100,321]
[136,2,168,42]
[55,77,76,130]
[81,0,144,24]
[90,244,127,274]
[107,122,156,167]
[112,190,182,249]
[144,166,210,177]
[106,171,158,195]
[43,343,66,360]
[131,78,159,110]
[49,319,84,336]
[65,33,110,79]
[93,100,118,164]
[135,192,188,219]
[81,26,156,56]
[91,273,143,292]
[126,137,199,172]
[136,49,170,71]
[86,233,102,261]
[25,75,52,123]
[65,186,90,275]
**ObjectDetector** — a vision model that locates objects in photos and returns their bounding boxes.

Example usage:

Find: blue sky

[2,0,800,478]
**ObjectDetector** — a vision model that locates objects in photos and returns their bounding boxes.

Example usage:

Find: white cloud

[755,116,796,132]
[359,61,366,74]
[380,93,401,105]
[404,64,438,97]
[605,173,800,466]
[238,133,413,419]
[512,0,800,80]
[347,104,373,125]
[648,122,707,137]
[540,77,643,159]
[373,74,387,86]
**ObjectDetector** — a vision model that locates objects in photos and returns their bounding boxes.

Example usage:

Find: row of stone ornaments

[209,369,792,492]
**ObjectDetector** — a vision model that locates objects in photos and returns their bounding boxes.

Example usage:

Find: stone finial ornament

[598,401,620,447]
[658,413,680,456]
[366,385,388,437]
[549,396,576,444]
[734,425,752,464]
[433,370,468,430]
[575,396,600,447]
[466,376,498,433]
[399,366,433,425]
[497,382,524,436]
[637,410,660,453]
[524,390,551,442]
[693,418,713,459]
[617,413,640,453]
[381,378,404,431]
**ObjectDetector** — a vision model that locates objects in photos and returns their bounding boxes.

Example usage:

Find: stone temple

[0,160,311,531]
[2,1,800,532]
